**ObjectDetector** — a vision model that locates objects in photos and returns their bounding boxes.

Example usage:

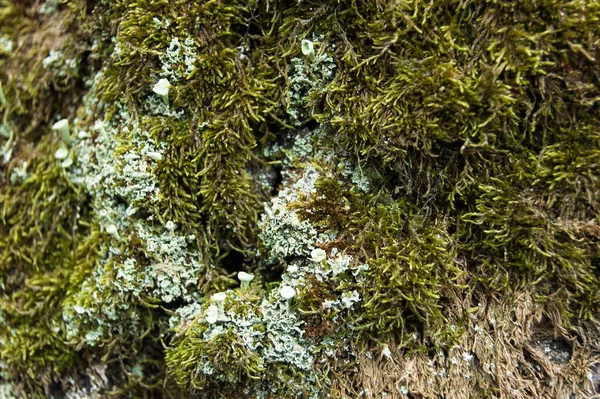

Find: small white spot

[106,224,120,240]
[280,285,296,299]
[54,147,69,160]
[462,352,474,362]
[147,151,163,161]
[51,119,70,141]
[382,345,392,359]
[238,271,253,281]
[61,157,73,168]
[211,292,227,302]
[311,248,326,262]
[238,271,254,283]
[153,78,171,97]
[301,39,314,57]
[205,304,219,324]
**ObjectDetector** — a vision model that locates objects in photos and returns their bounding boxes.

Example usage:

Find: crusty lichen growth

[1,0,600,398]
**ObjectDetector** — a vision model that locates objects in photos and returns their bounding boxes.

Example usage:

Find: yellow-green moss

[1,0,599,397]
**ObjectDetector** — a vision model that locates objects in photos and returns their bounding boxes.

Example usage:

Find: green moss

[1,0,600,397]
[166,321,264,392]
[0,1,92,147]
[460,157,600,319]
[294,171,463,347]
[294,275,338,340]
[0,136,87,394]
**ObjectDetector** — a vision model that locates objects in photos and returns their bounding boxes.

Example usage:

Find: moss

[294,275,338,339]
[0,1,92,147]
[1,0,600,397]
[0,136,87,395]
[460,158,600,319]
[293,171,463,347]
[93,0,289,257]
[166,321,264,392]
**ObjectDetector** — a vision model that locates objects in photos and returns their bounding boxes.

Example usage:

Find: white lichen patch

[42,50,79,78]
[61,72,205,346]
[340,290,361,309]
[40,0,60,15]
[0,383,16,399]
[259,164,335,263]
[152,78,171,105]
[340,162,374,192]
[286,34,336,126]
[169,303,203,330]
[107,222,203,303]
[8,161,28,184]
[0,36,13,53]
[328,250,352,276]
[159,37,197,82]
[0,123,13,165]
[260,297,313,370]
[311,248,326,263]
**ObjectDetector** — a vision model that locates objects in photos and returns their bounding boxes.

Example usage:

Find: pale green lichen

[258,167,330,263]
[8,161,27,184]
[60,71,206,347]
[159,37,197,82]
[287,35,336,126]
[43,50,79,79]
[39,0,60,15]
[0,123,13,165]
[2,1,600,398]
[0,37,13,53]
[0,382,16,399]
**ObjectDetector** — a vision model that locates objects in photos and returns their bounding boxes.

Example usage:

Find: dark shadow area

[221,249,246,275]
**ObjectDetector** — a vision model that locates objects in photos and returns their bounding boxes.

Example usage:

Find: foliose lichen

[1,1,600,398]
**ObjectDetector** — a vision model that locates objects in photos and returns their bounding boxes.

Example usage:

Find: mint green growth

[1,1,599,398]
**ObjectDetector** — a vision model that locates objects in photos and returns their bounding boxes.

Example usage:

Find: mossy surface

[1,0,599,398]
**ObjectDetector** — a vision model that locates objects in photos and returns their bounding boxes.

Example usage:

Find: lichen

[1,1,600,398]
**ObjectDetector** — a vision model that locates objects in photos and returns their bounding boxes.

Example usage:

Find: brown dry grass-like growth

[330,289,600,399]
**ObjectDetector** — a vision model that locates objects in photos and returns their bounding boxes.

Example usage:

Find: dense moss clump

[1,0,599,398]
